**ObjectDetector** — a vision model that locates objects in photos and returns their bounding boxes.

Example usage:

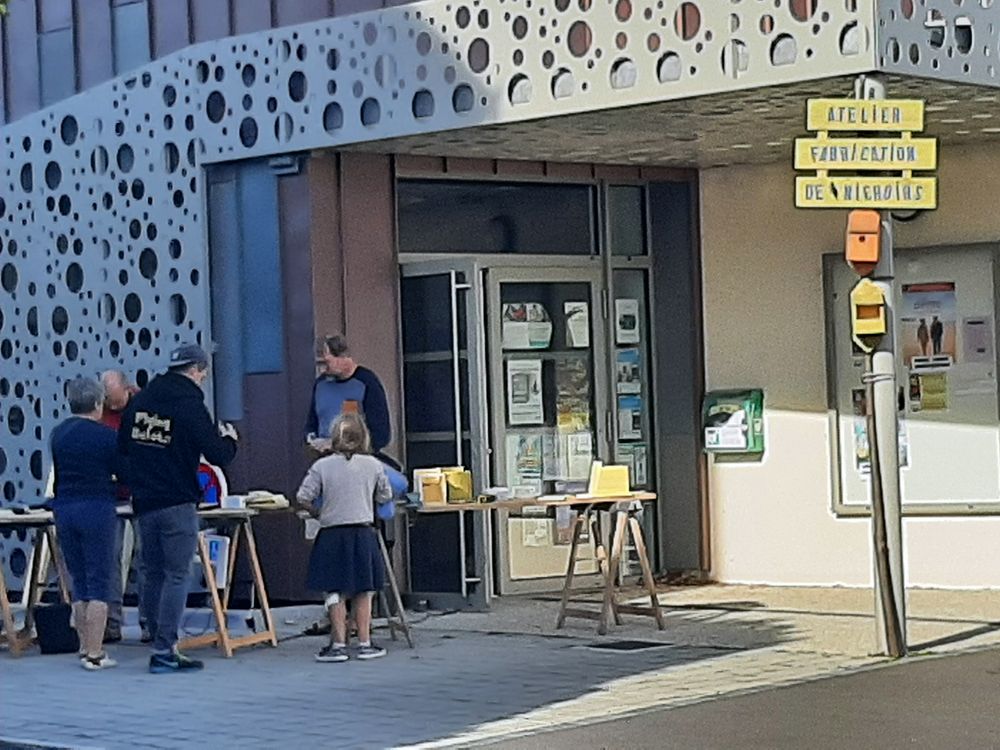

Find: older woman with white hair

[50,376,121,670]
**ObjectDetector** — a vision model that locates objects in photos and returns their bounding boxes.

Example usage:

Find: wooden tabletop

[414,492,656,513]
[0,509,54,526]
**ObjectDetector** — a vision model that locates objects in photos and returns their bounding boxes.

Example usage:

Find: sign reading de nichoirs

[794,98,937,210]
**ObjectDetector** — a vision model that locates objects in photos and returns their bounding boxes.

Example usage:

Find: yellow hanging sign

[806,98,925,132]
[796,175,937,210]
[794,136,937,171]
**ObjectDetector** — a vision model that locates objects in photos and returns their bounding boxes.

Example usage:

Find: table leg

[555,513,585,630]
[44,527,71,604]
[378,532,413,649]
[598,512,627,635]
[197,532,234,657]
[629,515,665,630]
[21,530,47,636]
[591,513,622,626]
[221,522,240,611]
[0,563,22,657]
[242,521,278,647]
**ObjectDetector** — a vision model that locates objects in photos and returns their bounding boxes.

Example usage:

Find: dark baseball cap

[168,343,209,369]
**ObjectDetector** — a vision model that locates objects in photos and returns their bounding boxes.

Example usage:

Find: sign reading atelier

[805,99,925,132]
[794,97,937,210]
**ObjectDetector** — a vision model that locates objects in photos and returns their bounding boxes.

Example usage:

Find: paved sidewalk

[1,584,997,749]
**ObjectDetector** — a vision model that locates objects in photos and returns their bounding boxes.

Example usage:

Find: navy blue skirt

[307,525,384,596]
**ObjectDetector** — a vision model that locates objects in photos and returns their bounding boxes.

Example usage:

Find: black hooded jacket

[118,371,237,514]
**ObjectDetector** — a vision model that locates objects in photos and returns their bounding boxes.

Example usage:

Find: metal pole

[855,74,907,657]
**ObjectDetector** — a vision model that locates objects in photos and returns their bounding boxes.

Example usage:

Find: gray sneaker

[356,643,386,660]
[315,645,349,663]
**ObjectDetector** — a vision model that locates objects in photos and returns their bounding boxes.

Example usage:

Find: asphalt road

[492,647,1000,750]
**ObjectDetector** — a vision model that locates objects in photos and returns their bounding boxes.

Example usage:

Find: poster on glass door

[507,359,544,425]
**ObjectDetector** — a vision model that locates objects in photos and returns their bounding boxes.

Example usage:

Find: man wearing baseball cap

[119,343,238,673]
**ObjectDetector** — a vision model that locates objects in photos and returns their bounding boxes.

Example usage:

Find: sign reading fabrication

[794,137,936,171]
[806,99,924,132]
[796,176,936,210]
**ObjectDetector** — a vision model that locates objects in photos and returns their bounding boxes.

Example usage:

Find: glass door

[486,266,610,594]
[399,261,491,606]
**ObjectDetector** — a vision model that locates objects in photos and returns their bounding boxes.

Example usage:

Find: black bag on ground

[33,603,79,654]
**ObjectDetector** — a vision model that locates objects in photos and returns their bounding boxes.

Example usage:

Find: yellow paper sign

[806,99,924,132]
[794,137,936,171]
[795,176,936,210]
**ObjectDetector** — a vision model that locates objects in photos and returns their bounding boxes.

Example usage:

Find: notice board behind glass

[825,244,1000,512]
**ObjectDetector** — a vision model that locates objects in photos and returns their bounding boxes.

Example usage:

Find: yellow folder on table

[585,461,631,498]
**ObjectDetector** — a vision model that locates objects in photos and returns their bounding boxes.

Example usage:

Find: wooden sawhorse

[555,500,665,635]
[376,531,413,648]
[179,508,278,658]
[0,511,71,657]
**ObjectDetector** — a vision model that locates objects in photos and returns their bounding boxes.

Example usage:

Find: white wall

[700,143,1000,589]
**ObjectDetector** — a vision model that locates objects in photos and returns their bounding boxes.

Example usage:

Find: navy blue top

[305,365,391,451]
[50,417,119,503]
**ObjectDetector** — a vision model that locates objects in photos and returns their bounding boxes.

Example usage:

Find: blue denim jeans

[138,504,198,654]
[54,500,118,602]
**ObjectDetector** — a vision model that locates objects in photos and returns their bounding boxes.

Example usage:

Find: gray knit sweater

[296,453,391,527]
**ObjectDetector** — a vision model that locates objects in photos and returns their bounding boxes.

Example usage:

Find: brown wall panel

[3,0,40,121]
[309,153,345,341]
[495,159,546,179]
[338,152,402,461]
[640,165,695,182]
[190,0,231,42]
[594,164,641,181]
[544,162,594,180]
[395,154,445,177]
[40,0,73,31]
[76,0,114,90]
[445,157,495,177]
[149,0,190,57]
[275,0,332,26]
[232,0,273,34]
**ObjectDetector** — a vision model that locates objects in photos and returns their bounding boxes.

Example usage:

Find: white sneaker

[81,653,118,671]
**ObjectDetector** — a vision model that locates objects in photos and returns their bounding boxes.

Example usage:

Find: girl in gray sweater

[296,412,392,662]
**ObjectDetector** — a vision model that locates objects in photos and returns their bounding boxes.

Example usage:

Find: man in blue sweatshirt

[119,343,238,673]
[305,334,391,457]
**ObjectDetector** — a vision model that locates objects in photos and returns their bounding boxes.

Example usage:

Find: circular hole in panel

[8,406,24,435]
[20,164,33,192]
[616,0,633,21]
[45,161,61,190]
[657,51,683,81]
[117,144,135,172]
[30,450,42,481]
[170,294,187,324]
[139,249,158,279]
[164,85,177,106]
[790,0,818,21]
[101,293,116,322]
[52,306,69,334]
[412,89,435,118]
[206,92,226,123]
[361,97,381,125]
[513,16,529,39]
[674,2,701,40]
[240,118,259,147]
[1,264,17,292]
[289,71,308,102]
[468,39,490,73]
[124,293,142,322]
[568,21,593,56]
[66,263,83,292]
[242,64,256,87]
[457,6,471,27]
[60,115,78,145]
[323,102,344,132]
[452,84,475,112]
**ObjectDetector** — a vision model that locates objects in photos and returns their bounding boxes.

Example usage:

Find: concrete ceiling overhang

[346,75,1000,169]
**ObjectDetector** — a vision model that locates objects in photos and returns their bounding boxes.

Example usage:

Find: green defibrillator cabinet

[702,389,765,456]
